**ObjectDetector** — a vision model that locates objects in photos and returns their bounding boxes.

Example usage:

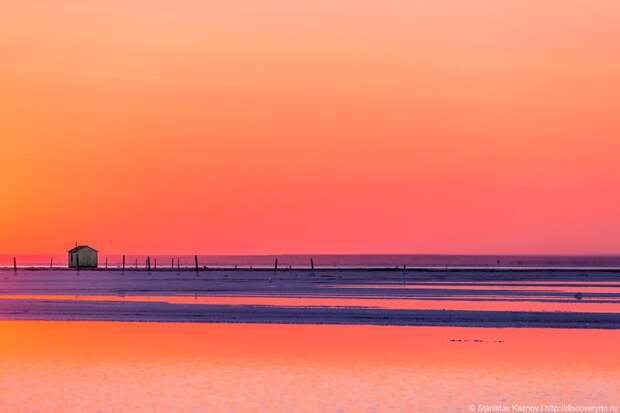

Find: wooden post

[135,258,138,269]
[274,258,278,272]
[50,258,53,270]
[194,255,199,273]
[154,258,157,270]
[105,257,108,270]
[13,257,17,273]
[310,257,314,271]
[177,257,180,271]
[146,256,151,271]
[171,258,174,270]
[122,255,126,272]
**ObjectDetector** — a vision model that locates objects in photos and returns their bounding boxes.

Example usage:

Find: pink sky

[1,0,619,254]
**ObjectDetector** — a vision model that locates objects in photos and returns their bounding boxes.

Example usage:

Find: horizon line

[3,252,620,257]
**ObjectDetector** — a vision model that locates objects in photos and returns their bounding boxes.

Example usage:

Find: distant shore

[3,265,620,273]
[4,253,620,270]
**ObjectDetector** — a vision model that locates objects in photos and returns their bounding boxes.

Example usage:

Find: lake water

[3,293,620,313]
[1,322,618,412]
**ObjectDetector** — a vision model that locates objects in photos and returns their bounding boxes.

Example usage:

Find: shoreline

[3,266,620,272]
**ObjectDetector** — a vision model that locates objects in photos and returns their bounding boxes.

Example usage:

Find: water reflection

[0,322,618,412]
[2,294,620,313]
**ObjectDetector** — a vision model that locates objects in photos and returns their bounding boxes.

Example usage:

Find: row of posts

[7,256,319,273]
[119,255,310,273]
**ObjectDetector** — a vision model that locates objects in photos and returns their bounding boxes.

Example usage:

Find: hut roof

[68,245,98,253]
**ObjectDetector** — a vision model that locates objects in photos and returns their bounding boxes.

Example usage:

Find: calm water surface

[3,294,620,313]
[0,322,618,412]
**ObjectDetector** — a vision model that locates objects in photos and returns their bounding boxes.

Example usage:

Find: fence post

[13,257,17,273]
[194,255,199,273]
[122,255,126,272]
[274,258,278,272]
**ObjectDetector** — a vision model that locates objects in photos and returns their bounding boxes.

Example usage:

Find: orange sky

[1,0,619,255]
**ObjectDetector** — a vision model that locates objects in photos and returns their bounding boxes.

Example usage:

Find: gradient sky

[1,0,619,255]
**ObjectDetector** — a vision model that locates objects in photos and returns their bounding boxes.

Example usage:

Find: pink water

[2,294,620,313]
[0,322,618,412]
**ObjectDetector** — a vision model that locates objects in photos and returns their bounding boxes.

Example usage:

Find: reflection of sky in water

[2,293,620,313]
[0,322,618,413]
[334,283,620,293]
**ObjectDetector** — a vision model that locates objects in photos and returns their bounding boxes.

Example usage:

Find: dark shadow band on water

[1,299,620,329]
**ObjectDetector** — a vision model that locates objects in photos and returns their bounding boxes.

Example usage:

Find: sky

[1,0,619,255]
